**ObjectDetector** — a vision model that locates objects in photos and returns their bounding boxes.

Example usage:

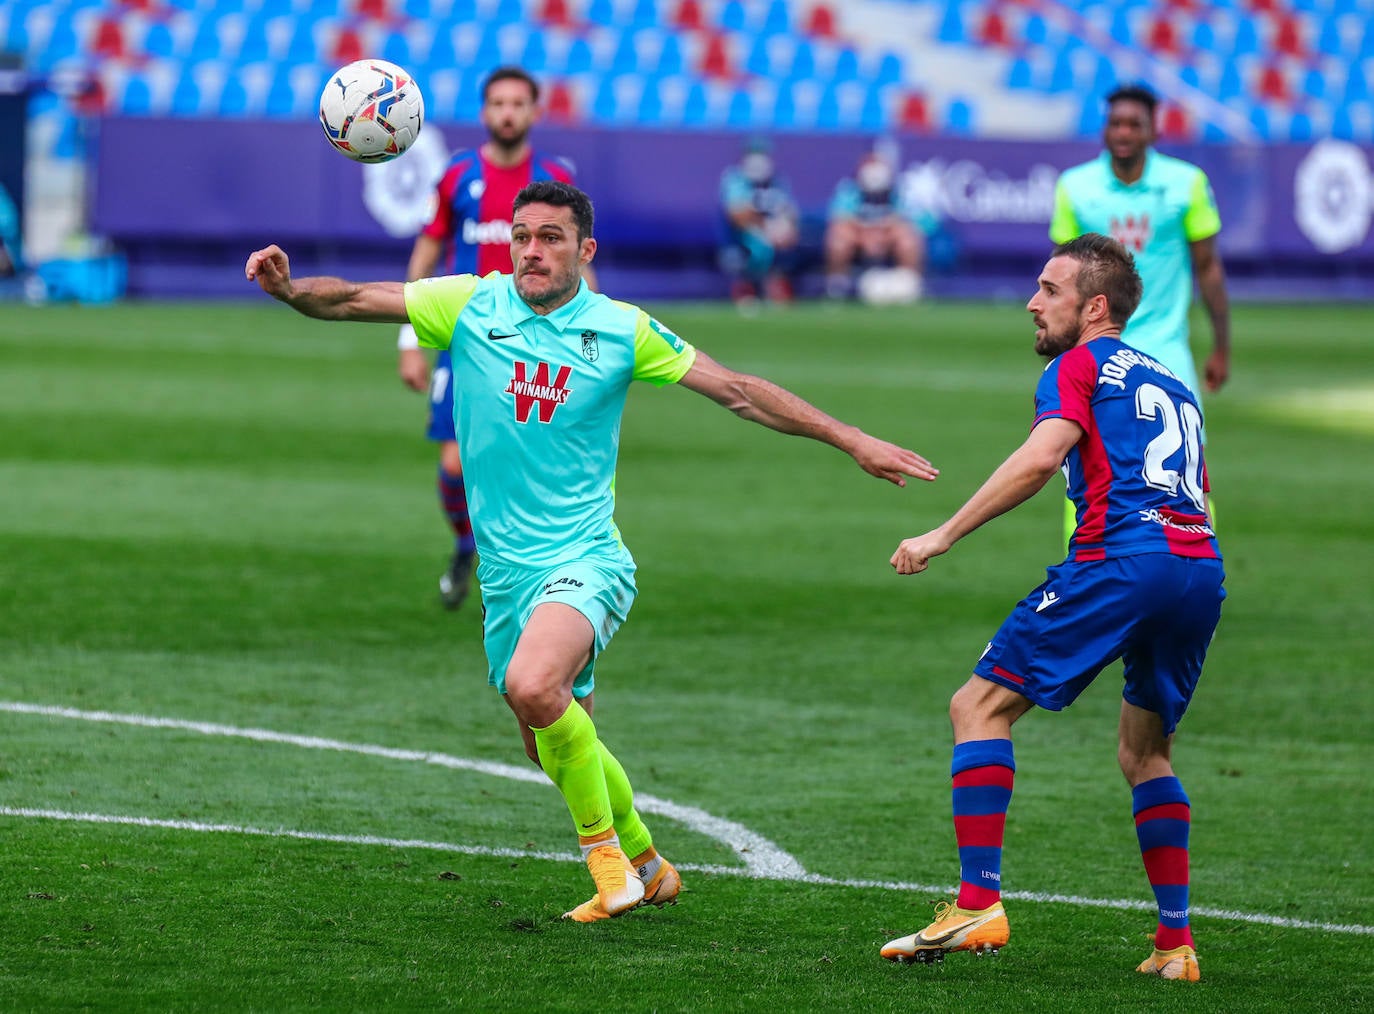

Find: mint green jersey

[1049,150,1220,397]
[405,272,697,568]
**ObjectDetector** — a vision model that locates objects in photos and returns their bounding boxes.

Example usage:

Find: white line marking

[3,702,1370,936]
[0,701,805,880]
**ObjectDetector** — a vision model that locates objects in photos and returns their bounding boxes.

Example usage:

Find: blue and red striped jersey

[1035,337,1221,562]
[421,148,577,276]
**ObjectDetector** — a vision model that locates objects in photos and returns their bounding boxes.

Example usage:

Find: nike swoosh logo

[487,329,520,340]
[580,818,605,829]
[544,587,573,594]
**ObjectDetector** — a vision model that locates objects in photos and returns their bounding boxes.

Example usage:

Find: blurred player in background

[1051,83,1231,540]
[248,180,937,924]
[397,65,595,610]
[882,235,1223,982]
[823,148,929,304]
[718,137,801,308]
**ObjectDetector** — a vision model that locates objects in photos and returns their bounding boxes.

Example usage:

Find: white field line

[3,702,1371,937]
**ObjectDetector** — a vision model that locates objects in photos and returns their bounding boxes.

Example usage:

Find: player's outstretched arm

[1190,235,1231,392]
[891,418,1080,575]
[678,350,937,487]
[245,244,409,323]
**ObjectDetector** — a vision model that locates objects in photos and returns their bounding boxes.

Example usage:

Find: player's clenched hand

[890,531,951,575]
[851,435,938,487]
[245,245,293,300]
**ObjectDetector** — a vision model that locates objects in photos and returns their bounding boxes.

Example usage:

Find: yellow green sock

[597,740,653,861]
[531,702,613,838]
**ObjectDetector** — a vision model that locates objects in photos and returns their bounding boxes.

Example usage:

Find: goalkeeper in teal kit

[246,180,937,921]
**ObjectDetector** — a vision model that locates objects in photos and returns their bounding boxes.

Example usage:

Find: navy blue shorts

[425,348,456,443]
[973,555,1225,736]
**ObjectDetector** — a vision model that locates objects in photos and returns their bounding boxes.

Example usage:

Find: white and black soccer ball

[319,59,424,164]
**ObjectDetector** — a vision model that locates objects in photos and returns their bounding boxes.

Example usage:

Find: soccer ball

[319,59,424,164]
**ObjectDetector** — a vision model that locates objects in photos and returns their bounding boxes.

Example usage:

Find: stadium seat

[142,19,177,59]
[538,0,574,27]
[899,90,930,131]
[700,32,732,78]
[1288,109,1314,141]
[1258,64,1290,103]
[121,72,154,115]
[629,0,662,30]
[761,0,790,37]
[832,46,859,84]
[1273,14,1307,58]
[945,96,974,135]
[872,51,902,88]
[1147,15,1182,56]
[91,16,127,59]
[656,30,685,76]
[805,3,837,39]
[978,9,1008,46]
[1343,63,1368,103]
[859,83,887,131]
[787,37,815,82]
[1007,55,1033,90]
[937,0,966,44]
[726,86,752,127]
[672,0,705,32]
[544,77,576,122]
[332,25,363,63]
[382,27,412,66]
[564,34,593,74]
[1232,16,1259,56]
[285,17,322,66]
[718,0,746,33]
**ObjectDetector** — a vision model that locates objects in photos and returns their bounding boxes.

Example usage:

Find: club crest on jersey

[506,361,573,424]
[581,330,599,362]
[1110,213,1152,252]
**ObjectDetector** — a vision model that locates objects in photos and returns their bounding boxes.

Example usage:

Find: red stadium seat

[979,9,1008,47]
[806,4,838,39]
[545,78,576,122]
[332,26,365,64]
[1147,16,1181,56]
[700,32,733,78]
[1159,102,1190,139]
[1273,15,1306,58]
[540,0,575,27]
[898,91,930,131]
[353,0,391,20]
[673,0,705,31]
[1259,63,1290,102]
[91,18,127,60]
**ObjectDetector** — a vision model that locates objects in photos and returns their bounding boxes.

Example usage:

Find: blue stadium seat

[236,12,276,64]
[519,26,549,73]
[637,76,663,125]
[787,38,816,82]
[37,14,79,70]
[1300,66,1327,101]
[170,66,203,116]
[937,0,966,44]
[611,29,639,74]
[859,84,886,131]
[773,81,797,128]
[945,97,975,135]
[585,0,615,27]
[745,34,775,78]
[1232,17,1259,57]
[565,34,593,74]
[592,74,619,121]
[1007,55,1033,90]
[1077,96,1105,135]
[427,24,457,71]
[872,51,902,88]
[1217,61,1242,101]
[219,75,252,117]
[1191,18,1215,54]
[832,47,859,84]
[1288,109,1314,142]
[1247,104,1270,140]
[121,73,153,116]
[657,32,684,76]
[1343,63,1369,104]
[719,0,747,33]
[382,28,413,68]
[630,0,663,30]
[143,20,177,59]
[188,14,227,62]
[726,87,753,127]
[1048,50,1076,93]
[682,79,709,127]
[1024,12,1049,46]
[761,0,790,36]
[1331,104,1356,140]
[285,17,321,65]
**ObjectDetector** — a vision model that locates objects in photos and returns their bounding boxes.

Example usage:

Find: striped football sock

[437,466,475,555]
[1133,776,1194,951]
[951,738,1015,911]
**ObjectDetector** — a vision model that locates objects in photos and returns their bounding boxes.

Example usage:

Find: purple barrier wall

[92,117,1374,299]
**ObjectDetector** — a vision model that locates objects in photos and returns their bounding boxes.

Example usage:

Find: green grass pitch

[1,297,1370,1011]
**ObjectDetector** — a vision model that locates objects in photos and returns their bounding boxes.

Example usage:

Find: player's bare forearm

[891,420,1076,574]
[680,352,937,485]
[245,245,408,322]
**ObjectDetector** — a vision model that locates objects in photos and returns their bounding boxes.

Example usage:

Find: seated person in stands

[823,151,930,303]
[718,138,801,306]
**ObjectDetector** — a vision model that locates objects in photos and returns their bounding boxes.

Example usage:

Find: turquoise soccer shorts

[477,555,637,699]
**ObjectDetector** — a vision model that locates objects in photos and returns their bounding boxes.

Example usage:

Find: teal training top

[1049,149,1221,396]
[405,272,698,568]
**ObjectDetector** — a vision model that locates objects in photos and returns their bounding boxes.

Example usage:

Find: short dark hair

[1051,233,1143,327]
[1105,83,1158,117]
[513,180,595,242]
[482,66,540,103]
